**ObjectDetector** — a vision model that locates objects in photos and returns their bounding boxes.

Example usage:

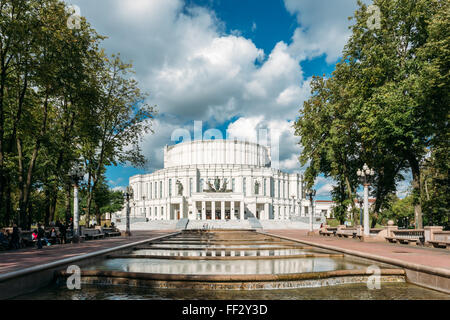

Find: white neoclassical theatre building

[119,140,326,224]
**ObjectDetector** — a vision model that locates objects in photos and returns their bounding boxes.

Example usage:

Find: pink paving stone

[266,230,450,270]
[0,230,175,275]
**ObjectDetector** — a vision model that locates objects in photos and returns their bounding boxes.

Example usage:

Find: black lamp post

[306,189,316,234]
[68,163,85,242]
[123,186,133,236]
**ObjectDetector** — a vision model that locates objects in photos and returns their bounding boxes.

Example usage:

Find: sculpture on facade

[206,181,216,192]
[220,179,228,192]
[214,177,220,192]
[255,181,260,195]
[176,180,183,196]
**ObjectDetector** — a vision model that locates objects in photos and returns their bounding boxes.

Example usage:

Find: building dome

[164,139,271,169]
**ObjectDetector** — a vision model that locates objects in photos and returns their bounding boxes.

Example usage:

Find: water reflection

[131,249,330,257]
[85,257,372,275]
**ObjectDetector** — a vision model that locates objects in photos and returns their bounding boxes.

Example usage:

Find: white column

[264,203,269,220]
[364,184,370,236]
[240,201,245,220]
[221,201,225,220]
[193,201,198,220]
[180,200,184,220]
[202,201,206,220]
[212,201,216,220]
[231,201,235,220]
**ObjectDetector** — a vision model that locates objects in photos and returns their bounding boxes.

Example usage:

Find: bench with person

[82,228,105,240]
[102,228,121,237]
[319,227,337,237]
[385,229,425,245]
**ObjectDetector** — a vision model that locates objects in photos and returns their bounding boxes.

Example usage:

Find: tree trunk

[22,94,49,224]
[65,182,71,224]
[410,157,423,229]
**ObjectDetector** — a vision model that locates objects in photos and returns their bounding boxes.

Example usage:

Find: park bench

[102,228,121,237]
[428,231,450,249]
[336,228,357,238]
[82,228,105,240]
[20,231,37,247]
[319,227,337,237]
[385,229,424,245]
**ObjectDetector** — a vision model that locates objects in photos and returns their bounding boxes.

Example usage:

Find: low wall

[261,231,450,294]
[0,232,179,299]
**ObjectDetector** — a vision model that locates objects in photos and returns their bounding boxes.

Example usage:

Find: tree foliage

[0,0,155,228]
[294,0,449,228]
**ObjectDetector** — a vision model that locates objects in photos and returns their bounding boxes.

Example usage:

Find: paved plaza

[0,231,174,275]
[266,230,450,271]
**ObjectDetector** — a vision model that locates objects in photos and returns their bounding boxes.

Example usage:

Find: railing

[434,231,450,242]
[392,229,424,240]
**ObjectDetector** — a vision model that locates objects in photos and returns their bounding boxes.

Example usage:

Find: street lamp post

[142,195,146,220]
[306,189,316,235]
[68,163,85,243]
[358,196,364,227]
[357,164,375,237]
[123,186,133,237]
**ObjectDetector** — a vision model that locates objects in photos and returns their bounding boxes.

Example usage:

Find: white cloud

[67,0,365,191]
[283,0,366,64]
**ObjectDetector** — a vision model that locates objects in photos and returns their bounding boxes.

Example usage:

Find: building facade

[122,140,324,221]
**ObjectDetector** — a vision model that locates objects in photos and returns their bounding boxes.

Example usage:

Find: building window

[169,179,172,197]
[200,179,204,192]
[232,178,235,192]
[243,178,246,196]
[190,178,193,196]
[154,182,157,199]
[160,181,163,198]
[161,206,164,218]
[264,179,267,196]
[304,207,309,214]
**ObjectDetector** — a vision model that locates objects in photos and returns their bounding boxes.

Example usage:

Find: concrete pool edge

[54,269,405,291]
[260,231,450,294]
[0,232,180,300]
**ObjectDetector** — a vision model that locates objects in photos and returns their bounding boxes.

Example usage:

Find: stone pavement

[265,230,450,270]
[0,230,175,275]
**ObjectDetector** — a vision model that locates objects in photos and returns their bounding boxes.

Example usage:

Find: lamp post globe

[357,164,375,237]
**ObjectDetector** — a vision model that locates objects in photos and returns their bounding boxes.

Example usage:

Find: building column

[167,203,171,221]
[231,201,235,220]
[274,205,279,220]
[264,203,269,220]
[180,199,184,220]
[212,201,216,220]
[193,201,198,220]
[221,201,225,220]
[202,201,206,220]
[240,201,245,220]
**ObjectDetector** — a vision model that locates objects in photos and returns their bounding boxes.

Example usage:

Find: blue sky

[70,0,376,200]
